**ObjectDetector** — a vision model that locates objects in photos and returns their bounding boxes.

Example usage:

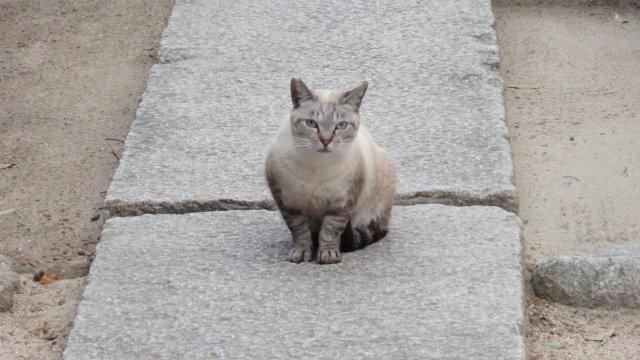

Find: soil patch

[494,4,640,359]
[0,0,172,358]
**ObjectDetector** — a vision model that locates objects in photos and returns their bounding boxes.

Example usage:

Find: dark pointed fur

[340,219,389,252]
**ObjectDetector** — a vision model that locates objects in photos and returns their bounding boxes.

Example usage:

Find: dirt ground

[0,0,172,358]
[494,4,640,359]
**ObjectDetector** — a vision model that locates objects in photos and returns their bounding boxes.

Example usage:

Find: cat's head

[288,78,368,154]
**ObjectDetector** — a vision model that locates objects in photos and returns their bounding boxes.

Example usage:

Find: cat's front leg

[266,174,313,263]
[281,209,314,263]
[318,209,350,264]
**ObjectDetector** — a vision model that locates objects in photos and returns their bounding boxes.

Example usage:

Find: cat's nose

[319,135,333,147]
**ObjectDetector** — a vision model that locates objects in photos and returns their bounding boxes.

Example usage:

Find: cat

[265,79,396,264]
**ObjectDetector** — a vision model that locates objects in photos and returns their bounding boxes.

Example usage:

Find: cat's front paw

[318,248,342,264]
[288,246,313,263]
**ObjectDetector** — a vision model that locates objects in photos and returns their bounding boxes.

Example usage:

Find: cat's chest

[278,171,349,213]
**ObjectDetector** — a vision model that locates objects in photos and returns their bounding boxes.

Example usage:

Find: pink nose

[320,136,332,147]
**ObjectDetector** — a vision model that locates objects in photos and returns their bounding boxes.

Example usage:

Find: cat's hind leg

[340,208,390,252]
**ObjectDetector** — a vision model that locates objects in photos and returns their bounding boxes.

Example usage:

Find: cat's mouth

[318,148,331,153]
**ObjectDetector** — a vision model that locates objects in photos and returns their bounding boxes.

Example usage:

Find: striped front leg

[281,209,314,263]
[266,174,313,263]
[318,210,350,264]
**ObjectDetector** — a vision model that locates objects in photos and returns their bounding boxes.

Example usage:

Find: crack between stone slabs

[105,199,276,218]
[396,189,518,214]
[104,190,518,218]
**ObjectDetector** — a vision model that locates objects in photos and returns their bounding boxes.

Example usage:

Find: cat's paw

[288,246,313,263]
[317,248,342,264]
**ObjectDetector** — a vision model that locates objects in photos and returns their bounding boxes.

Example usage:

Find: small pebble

[33,271,44,282]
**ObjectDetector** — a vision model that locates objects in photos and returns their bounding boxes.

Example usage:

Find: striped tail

[340,219,388,252]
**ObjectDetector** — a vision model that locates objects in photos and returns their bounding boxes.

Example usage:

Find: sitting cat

[265,79,396,264]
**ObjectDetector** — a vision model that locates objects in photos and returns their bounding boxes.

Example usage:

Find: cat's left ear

[340,81,368,112]
[290,78,315,108]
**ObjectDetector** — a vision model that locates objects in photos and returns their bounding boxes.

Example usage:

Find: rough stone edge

[0,255,20,312]
[158,47,194,64]
[104,189,518,218]
[531,254,640,308]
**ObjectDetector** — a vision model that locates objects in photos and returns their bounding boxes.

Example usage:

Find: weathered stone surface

[106,0,515,215]
[0,255,20,312]
[494,0,639,6]
[64,205,524,359]
[532,249,640,308]
[159,0,500,64]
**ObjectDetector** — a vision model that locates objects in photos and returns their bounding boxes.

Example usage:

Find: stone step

[532,249,640,308]
[159,0,501,64]
[64,205,524,359]
[0,255,20,312]
[105,0,515,216]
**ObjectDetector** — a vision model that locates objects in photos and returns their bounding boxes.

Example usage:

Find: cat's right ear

[290,78,315,108]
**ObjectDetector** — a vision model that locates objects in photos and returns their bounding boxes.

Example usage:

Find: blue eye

[336,121,348,130]
[305,119,318,128]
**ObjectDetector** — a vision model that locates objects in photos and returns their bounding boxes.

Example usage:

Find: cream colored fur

[265,79,396,263]
[266,115,395,227]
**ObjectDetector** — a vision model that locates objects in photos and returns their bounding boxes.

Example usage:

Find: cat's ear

[290,78,315,108]
[340,81,368,112]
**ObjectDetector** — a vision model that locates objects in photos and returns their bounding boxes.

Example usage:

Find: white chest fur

[272,152,354,214]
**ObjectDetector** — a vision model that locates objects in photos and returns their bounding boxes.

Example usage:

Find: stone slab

[64,205,524,359]
[494,0,639,6]
[0,255,20,312]
[159,0,500,64]
[106,0,515,215]
[532,249,640,308]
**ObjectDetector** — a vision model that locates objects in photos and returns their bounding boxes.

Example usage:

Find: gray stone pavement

[64,205,523,359]
[159,0,501,64]
[106,0,515,216]
[65,0,525,358]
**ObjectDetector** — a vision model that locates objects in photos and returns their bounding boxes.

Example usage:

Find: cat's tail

[340,218,388,252]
